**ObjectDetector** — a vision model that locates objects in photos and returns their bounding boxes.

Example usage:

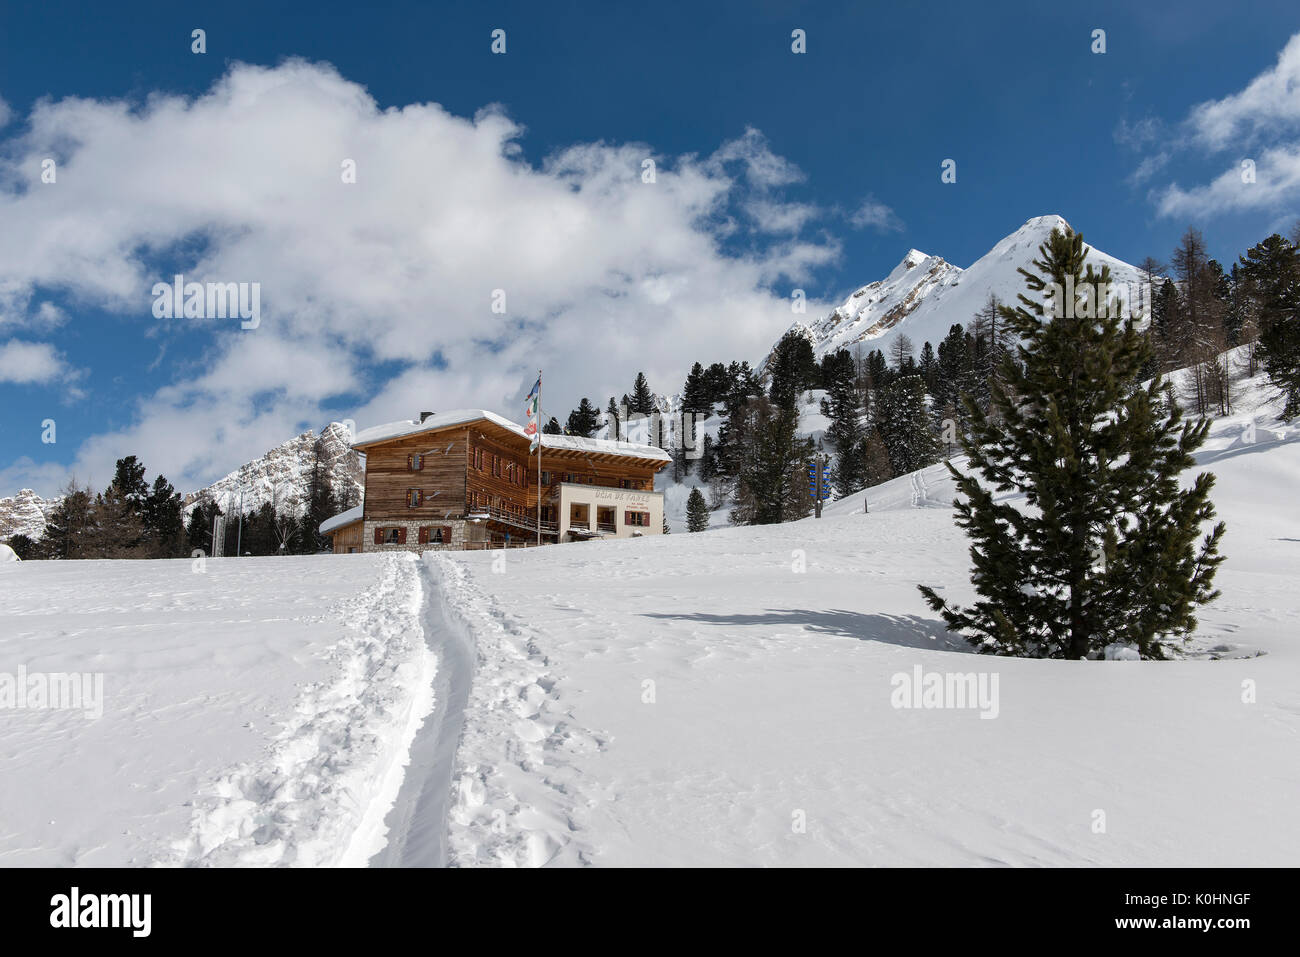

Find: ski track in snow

[163,553,438,867]
[428,554,604,867]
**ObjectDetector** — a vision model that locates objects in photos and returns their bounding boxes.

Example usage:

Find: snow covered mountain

[181,421,364,516]
[0,488,61,541]
[0,423,365,541]
[768,215,1148,366]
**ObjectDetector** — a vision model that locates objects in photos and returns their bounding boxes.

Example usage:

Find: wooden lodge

[320,409,670,553]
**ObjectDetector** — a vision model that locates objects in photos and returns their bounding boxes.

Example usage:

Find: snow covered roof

[350,409,671,463]
[319,504,363,534]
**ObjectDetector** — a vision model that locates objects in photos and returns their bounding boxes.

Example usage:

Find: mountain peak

[763,215,1144,369]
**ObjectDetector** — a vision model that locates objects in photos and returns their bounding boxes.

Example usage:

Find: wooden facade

[329,518,364,554]
[331,413,669,552]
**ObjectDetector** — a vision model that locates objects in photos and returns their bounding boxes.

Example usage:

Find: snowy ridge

[163,553,437,866]
[767,215,1149,368]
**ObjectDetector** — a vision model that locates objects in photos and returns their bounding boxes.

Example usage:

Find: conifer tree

[682,362,709,414]
[301,443,339,553]
[918,341,938,394]
[768,331,818,411]
[876,374,940,476]
[686,487,710,532]
[543,416,563,435]
[1240,234,1300,418]
[729,397,814,525]
[186,502,215,553]
[42,479,94,560]
[565,398,601,437]
[143,474,184,557]
[631,373,656,415]
[919,227,1226,659]
[822,349,866,494]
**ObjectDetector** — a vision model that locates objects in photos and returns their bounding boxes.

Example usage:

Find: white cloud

[848,197,903,232]
[0,340,68,384]
[0,96,10,129]
[0,60,838,495]
[1188,33,1300,150]
[1156,146,1300,218]
[708,126,805,189]
[1136,31,1300,219]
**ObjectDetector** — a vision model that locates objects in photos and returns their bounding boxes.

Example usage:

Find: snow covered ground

[2,359,1297,867]
[431,361,1300,866]
[0,552,434,866]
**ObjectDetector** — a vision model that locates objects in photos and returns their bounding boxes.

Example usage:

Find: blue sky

[2,0,1299,496]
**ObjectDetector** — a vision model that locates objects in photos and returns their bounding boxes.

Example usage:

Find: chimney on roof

[419,411,435,423]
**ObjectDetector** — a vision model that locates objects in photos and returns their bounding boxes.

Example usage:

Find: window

[474,447,483,470]
[597,506,616,530]
[625,510,650,527]
[407,488,423,507]
[541,471,551,486]
[570,503,590,528]
[408,453,424,471]
[492,454,501,477]
[374,527,405,545]
[418,526,446,544]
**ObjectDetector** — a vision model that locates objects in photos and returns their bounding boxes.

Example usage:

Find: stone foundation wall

[361,518,471,553]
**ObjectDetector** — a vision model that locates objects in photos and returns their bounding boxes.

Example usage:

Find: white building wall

[554,484,663,539]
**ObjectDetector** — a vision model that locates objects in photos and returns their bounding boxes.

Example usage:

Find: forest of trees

[6,437,355,561]
[651,221,1300,530]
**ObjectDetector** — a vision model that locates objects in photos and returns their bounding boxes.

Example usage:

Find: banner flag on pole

[526,373,541,452]
[524,377,540,420]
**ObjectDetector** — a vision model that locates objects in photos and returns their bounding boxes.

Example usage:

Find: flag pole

[536,369,542,547]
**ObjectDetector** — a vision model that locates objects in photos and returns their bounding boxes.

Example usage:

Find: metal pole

[536,369,542,547]
[236,488,244,556]
[815,456,823,519]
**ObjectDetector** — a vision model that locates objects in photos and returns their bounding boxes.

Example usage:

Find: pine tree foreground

[919,227,1226,660]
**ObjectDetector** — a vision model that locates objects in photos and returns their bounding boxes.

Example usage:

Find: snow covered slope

[433,390,1299,865]
[0,553,435,866]
[3,353,1296,868]
[769,215,1148,366]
